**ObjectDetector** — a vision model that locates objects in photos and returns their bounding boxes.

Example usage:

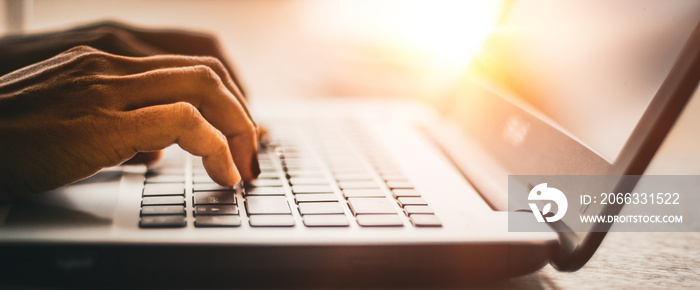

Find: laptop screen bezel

[554,20,700,271]
[445,8,700,270]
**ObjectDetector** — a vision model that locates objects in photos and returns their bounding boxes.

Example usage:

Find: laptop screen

[472,0,700,162]
[449,0,700,270]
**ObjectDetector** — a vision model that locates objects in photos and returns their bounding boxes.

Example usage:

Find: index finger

[116,54,252,124]
[107,65,259,180]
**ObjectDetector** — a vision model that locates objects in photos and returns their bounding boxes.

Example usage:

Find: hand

[0,46,260,201]
[0,21,248,98]
[0,21,253,166]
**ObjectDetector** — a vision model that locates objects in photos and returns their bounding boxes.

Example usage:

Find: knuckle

[71,75,102,90]
[200,56,226,71]
[69,50,117,72]
[173,102,203,129]
[197,56,232,82]
[64,45,99,55]
[65,75,111,99]
[190,65,220,84]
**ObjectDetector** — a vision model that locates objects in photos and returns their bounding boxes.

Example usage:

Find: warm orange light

[298,0,504,97]
[385,0,503,73]
[300,0,503,72]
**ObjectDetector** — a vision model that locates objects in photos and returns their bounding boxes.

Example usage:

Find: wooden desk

[491,232,700,289]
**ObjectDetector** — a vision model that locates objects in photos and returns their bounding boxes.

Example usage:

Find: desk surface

[496,232,700,289]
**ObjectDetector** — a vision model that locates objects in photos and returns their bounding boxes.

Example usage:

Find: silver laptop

[1,1,699,287]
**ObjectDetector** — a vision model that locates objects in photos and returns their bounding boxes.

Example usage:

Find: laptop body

[1,1,699,288]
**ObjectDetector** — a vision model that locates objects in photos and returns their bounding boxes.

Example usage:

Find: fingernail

[251,151,261,177]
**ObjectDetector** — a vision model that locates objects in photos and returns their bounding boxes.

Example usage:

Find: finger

[257,125,272,147]
[119,102,240,185]
[51,21,248,98]
[109,22,250,98]
[108,65,258,180]
[116,55,249,121]
[0,30,162,76]
[81,29,166,57]
[66,21,165,56]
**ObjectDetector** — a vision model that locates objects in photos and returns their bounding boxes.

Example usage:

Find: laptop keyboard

[138,120,442,228]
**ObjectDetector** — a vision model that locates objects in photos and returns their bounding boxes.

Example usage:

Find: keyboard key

[258,172,282,179]
[249,179,285,187]
[282,159,319,167]
[143,183,185,196]
[334,173,374,181]
[194,191,236,205]
[373,161,400,169]
[330,168,368,175]
[249,215,295,227]
[397,197,428,207]
[376,168,403,176]
[142,196,185,206]
[192,158,205,168]
[348,198,397,215]
[192,167,207,174]
[325,158,362,164]
[245,186,286,196]
[302,215,350,227]
[193,183,235,192]
[326,163,365,171]
[289,177,329,185]
[298,202,345,215]
[387,181,414,189]
[342,189,386,198]
[195,215,242,227]
[259,163,277,171]
[295,194,338,203]
[141,205,185,216]
[246,196,292,214]
[193,175,215,184]
[338,181,380,189]
[285,164,322,172]
[392,189,421,197]
[194,205,239,216]
[257,153,273,160]
[381,173,408,181]
[404,205,434,215]
[279,153,308,160]
[410,214,442,227]
[287,171,326,178]
[145,174,185,183]
[140,216,187,228]
[292,185,334,194]
[147,167,185,175]
[356,214,403,227]
[258,160,276,167]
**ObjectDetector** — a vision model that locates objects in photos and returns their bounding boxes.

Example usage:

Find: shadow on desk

[491,232,700,289]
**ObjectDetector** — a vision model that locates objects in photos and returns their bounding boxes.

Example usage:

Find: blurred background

[2,2,700,287]
[1,0,699,175]
[0,0,503,101]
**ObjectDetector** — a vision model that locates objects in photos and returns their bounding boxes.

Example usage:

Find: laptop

[1,1,699,288]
